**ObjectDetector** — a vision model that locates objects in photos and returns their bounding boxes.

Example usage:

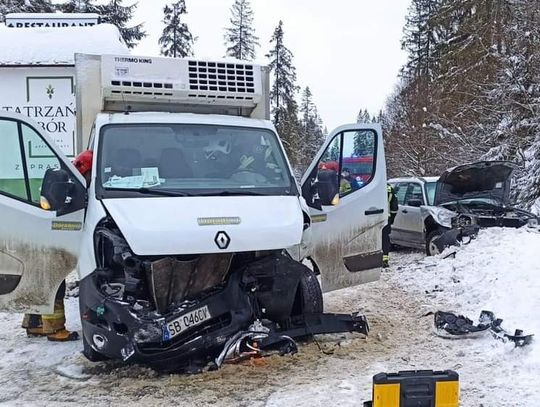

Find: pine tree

[98,0,146,48]
[224,0,259,60]
[267,21,298,126]
[356,109,372,123]
[384,0,540,210]
[300,87,315,128]
[373,110,384,123]
[1,0,55,22]
[59,0,99,13]
[299,87,325,168]
[159,0,195,58]
[267,21,302,168]
[483,0,540,207]
[353,109,375,156]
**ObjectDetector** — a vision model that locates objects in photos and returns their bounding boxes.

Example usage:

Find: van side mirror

[407,198,423,207]
[316,169,339,206]
[301,177,322,210]
[40,168,86,216]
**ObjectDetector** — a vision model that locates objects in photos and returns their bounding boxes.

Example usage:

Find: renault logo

[214,231,230,250]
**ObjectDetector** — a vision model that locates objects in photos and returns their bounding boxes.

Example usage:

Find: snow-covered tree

[299,87,325,168]
[300,87,315,128]
[384,0,540,207]
[356,109,372,123]
[267,21,297,126]
[59,0,99,13]
[1,0,55,22]
[98,0,146,48]
[159,0,195,58]
[267,21,303,168]
[224,0,259,60]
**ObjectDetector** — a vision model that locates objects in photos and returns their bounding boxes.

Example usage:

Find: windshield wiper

[193,191,270,197]
[105,187,193,197]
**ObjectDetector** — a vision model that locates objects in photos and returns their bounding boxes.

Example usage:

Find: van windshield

[97,124,294,198]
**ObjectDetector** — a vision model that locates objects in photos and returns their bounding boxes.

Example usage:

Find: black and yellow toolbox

[363,369,459,407]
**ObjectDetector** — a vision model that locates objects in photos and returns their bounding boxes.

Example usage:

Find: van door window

[316,135,341,205]
[0,119,62,205]
[21,124,61,203]
[0,119,27,200]
[340,130,376,196]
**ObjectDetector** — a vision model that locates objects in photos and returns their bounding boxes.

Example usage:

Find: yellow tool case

[364,369,459,407]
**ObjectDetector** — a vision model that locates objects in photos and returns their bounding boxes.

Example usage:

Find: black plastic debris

[434,310,534,347]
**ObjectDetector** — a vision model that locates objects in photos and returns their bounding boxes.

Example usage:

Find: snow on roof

[6,13,99,19]
[0,23,128,66]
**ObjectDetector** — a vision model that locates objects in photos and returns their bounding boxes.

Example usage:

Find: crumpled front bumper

[434,224,480,252]
[79,271,253,371]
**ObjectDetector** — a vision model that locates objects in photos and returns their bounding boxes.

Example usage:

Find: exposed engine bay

[441,200,538,229]
[429,202,538,254]
[79,217,369,372]
[426,161,539,253]
[94,217,234,314]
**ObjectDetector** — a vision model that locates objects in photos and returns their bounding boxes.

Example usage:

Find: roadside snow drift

[392,226,540,369]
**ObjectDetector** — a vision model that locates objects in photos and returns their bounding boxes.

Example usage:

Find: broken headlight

[431,207,456,228]
[452,214,475,229]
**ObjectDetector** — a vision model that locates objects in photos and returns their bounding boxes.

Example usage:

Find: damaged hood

[434,161,517,206]
[102,196,304,255]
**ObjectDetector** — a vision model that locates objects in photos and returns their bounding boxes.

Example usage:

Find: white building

[0,13,129,157]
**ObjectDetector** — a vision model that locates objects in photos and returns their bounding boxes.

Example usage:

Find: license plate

[165,305,211,339]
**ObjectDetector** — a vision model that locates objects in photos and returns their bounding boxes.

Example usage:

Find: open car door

[0,112,86,314]
[301,124,387,292]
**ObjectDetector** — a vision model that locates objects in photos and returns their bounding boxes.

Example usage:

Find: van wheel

[82,335,109,362]
[292,265,323,315]
[426,229,444,256]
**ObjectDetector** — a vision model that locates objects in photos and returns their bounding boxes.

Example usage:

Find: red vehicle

[319,156,374,183]
[343,156,374,183]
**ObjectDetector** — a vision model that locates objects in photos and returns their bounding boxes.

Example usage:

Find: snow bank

[0,23,128,66]
[392,227,540,367]
[532,197,540,215]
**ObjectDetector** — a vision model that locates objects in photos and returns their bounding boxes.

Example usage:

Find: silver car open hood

[434,161,517,206]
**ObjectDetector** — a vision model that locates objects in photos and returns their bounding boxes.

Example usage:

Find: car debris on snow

[434,310,534,347]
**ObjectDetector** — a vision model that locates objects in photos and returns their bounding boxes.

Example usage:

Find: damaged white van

[0,54,387,371]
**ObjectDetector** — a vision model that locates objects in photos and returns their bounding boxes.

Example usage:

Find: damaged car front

[423,161,539,254]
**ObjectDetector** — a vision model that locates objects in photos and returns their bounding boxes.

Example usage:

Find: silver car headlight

[434,208,456,228]
[528,218,539,227]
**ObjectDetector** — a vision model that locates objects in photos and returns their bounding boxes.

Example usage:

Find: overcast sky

[131,0,410,131]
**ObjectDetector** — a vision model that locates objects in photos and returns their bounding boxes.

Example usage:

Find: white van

[0,54,387,371]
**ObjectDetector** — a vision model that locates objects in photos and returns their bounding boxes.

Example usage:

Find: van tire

[295,266,323,315]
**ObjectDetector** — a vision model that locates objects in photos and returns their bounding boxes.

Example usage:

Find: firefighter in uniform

[22,281,78,341]
[382,184,399,268]
[21,150,94,341]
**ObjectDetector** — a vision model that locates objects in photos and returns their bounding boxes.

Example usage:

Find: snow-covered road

[1,227,539,406]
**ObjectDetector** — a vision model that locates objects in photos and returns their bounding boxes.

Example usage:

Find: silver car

[389,161,539,256]
[388,176,439,253]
